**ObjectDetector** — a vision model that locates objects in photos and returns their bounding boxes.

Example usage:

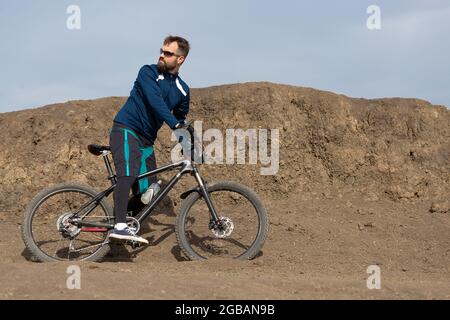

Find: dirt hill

[0,82,449,299]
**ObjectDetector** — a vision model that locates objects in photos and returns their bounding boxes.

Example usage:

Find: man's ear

[178,56,185,65]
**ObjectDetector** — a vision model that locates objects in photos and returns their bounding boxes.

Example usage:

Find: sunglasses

[160,48,180,57]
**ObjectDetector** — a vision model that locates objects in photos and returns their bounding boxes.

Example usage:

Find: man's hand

[173,121,184,129]
[173,120,194,138]
[173,120,203,163]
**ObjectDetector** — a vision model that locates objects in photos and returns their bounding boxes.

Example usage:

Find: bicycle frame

[71,150,220,230]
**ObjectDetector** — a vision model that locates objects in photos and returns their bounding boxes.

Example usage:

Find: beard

[157,59,176,74]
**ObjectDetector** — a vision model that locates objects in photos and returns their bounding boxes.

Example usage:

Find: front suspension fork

[192,167,220,223]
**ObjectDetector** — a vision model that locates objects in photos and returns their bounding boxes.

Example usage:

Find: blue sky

[1,0,449,112]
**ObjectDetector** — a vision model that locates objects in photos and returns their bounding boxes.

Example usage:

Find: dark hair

[164,35,190,57]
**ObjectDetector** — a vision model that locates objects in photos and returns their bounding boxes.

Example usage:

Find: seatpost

[102,151,117,185]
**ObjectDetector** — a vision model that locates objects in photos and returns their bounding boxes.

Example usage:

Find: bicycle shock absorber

[208,219,216,230]
[193,167,220,222]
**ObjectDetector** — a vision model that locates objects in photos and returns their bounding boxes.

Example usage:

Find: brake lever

[184,119,194,127]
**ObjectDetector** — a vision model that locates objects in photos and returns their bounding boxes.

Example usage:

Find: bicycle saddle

[88,144,111,156]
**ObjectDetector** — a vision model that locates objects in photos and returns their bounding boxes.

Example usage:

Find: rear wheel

[21,183,113,262]
[175,181,269,260]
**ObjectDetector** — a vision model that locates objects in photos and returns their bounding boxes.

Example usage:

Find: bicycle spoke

[70,240,108,253]
[28,187,112,261]
[53,237,65,257]
[182,188,260,259]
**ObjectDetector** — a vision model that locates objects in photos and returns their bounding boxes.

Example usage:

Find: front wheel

[175,181,269,260]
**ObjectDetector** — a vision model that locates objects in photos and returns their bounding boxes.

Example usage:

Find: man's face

[157,41,185,74]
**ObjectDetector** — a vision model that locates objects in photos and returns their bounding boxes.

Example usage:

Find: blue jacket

[114,64,190,144]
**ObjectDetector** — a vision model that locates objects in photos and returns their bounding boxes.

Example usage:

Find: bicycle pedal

[126,240,142,249]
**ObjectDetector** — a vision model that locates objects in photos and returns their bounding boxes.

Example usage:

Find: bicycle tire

[175,181,269,260]
[21,182,113,262]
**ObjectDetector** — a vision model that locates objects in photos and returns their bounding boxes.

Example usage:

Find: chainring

[126,216,141,234]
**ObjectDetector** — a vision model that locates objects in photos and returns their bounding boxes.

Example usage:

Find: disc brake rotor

[56,212,81,238]
[211,216,234,238]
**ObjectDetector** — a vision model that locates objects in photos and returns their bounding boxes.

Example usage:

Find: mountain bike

[21,121,269,262]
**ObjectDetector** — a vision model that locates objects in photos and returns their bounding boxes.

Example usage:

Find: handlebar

[176,119,201,163]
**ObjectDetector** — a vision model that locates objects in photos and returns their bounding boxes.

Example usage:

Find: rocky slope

[1,82,449,215]
[0,82,449,299]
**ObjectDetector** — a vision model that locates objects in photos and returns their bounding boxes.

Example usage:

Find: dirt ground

[1,190,449,299]
[0,82,449,299]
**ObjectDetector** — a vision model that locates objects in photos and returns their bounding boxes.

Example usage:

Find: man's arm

[137,65,180,129]
[173,88,190,122]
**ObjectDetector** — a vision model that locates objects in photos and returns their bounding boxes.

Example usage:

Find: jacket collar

[163,71,178,79]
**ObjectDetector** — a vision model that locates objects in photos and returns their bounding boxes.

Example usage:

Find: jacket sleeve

[173,88,190,122]
[137,65,179,129]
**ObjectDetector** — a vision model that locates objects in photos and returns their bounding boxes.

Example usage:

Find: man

[109,35,190,244]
